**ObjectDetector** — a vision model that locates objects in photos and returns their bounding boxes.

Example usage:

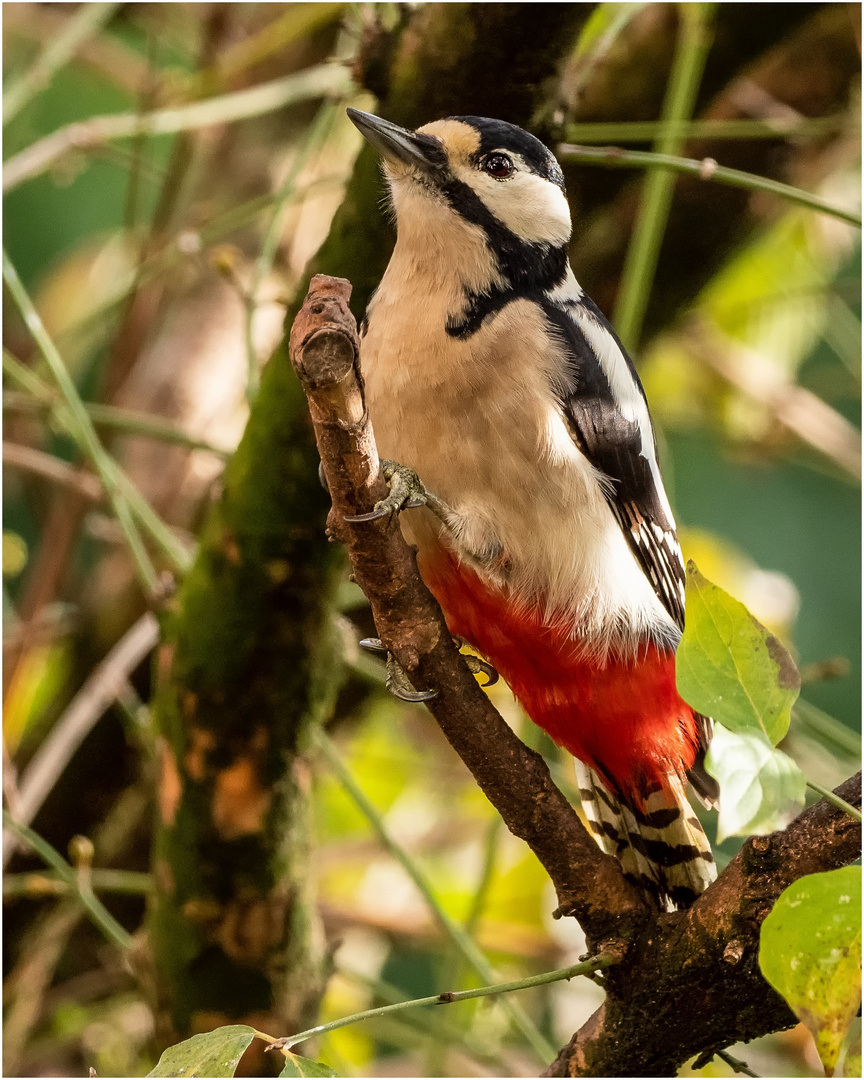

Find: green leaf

[279,1051,339,1077]
[147,1026,256,1077]
[705,724,806,842]
[677,562,801,745]
[760,867,862,1077]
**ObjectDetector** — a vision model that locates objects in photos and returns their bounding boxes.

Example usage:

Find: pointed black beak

[347,109,443,172]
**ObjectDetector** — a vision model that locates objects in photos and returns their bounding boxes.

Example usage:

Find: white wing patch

[568,305,676,526]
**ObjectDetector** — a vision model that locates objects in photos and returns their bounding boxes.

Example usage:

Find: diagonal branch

[3,613,159,866]
[287,274,650,949]
[3,63,352,193]
[547,770,861,1077]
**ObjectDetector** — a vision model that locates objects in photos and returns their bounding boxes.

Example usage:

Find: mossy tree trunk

[149,346,342,1052]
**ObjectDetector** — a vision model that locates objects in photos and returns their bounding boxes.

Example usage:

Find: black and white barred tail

[574,761,716,910]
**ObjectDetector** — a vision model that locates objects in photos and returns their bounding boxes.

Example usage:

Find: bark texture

[148,343,343,1055]
[290,275,862,1078]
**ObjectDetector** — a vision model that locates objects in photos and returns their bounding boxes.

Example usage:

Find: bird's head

[347,109,571,250]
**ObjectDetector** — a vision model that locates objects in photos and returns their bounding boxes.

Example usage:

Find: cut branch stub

[288,276,650,948]
[289,276,358,390]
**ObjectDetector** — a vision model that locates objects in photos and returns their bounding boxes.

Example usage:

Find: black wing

[539,293,686,629]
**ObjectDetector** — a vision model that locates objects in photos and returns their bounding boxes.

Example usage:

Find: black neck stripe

[440,175,568,338]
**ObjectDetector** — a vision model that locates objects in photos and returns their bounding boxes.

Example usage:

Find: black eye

[483,153,513,179]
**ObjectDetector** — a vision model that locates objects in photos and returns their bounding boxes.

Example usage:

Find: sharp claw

[386,652,437,703]
[453,643,500,687]
[347,461,431,525]
[477,664,499,687]
[344,506,392,523]
[359,638,386,653]
[389,685,439,703]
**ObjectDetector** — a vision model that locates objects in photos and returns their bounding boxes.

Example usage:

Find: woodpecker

[346,108,718,910]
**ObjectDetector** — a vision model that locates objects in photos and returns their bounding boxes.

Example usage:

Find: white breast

[361,223,678,659]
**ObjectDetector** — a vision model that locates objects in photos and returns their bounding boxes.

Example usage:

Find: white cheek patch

[452,163,571,245]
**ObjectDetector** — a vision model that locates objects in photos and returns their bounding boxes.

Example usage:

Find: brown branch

[3,440,103,501]
[548,771,862,1077]
[289,275,862,1076]
[288,274,649,950]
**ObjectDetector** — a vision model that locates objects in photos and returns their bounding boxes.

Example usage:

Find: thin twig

[2,812,132,950]
[3,252,160,592]
[806,779,862,822]
[268,955,618,1052]
[3,868,152,899]
[3,390,231,458]
[244,98,341,402]
[337,966,513,1073]
[612,2,715,350]
[556,143,862,228]
[314,729,556,1062]
[3,62,354,192]
[3,613,159,866]
[716,1048,762,1077]
[3,441,103,501]
[563,113,848,144]
[3,2,121,124]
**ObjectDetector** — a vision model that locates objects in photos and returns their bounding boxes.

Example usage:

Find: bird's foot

[452,637,499,687]
[359,638,438,702]
[345,460,445,523]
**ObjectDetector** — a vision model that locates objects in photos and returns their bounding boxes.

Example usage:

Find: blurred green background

[3,3,860,1078]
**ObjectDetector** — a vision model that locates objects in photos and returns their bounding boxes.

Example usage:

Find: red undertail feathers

[419,546,716,909]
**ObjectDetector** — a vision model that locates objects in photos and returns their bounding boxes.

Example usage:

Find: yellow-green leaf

[279,1051,339,1077]
[705,724,806,842]
[147,1026,256,1077]
[760,867,862,1077]
[677,562,800,746]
